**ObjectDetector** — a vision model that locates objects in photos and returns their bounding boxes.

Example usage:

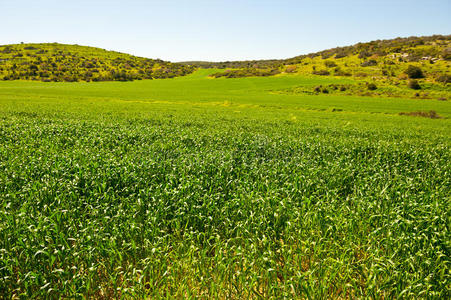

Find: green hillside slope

[184,35,451,68]
[185,35,451,84]
[0,43,195,82]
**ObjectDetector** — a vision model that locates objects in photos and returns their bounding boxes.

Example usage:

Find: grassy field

[0,70,450,298]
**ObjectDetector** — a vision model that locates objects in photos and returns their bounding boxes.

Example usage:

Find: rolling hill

[2,36,449,84]
[0,43,195,82]
[182,35,451,84]
[180,35,451,102]
[182,35,451,68]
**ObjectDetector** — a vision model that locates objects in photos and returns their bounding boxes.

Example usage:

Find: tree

[367,83,377,90]
[407,79,421,90]
[404,65,424,79]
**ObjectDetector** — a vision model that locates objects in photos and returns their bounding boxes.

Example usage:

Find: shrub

[1,47,12,54]
[367,83,377,90]
[312,70,330,76]
[358,51,371,59]
[436,74,451,84]
[407,79,421,90]
[404,65,424,79]
[324,61,337,68]
[354,72,368,77]
[334,68,351,76]
[361,59,378,67]
[210,68,280,79]
[335,52,347,59]
[443,47,451,60]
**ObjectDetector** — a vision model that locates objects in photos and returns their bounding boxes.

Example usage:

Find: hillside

[0,43,195,82]
[184,35,451,102]
[183,35,451,68]
[183,35,451,84]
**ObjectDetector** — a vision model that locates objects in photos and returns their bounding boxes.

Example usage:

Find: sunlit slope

[0,43,195,82]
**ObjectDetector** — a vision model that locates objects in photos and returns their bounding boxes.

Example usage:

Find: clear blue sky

[1,0,450,62]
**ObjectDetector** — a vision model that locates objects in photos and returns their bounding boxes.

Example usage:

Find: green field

[1,70,450,298]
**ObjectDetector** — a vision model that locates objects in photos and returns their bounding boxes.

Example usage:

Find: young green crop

[0,71,450,298]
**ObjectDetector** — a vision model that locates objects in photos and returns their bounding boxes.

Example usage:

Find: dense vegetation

[210,68,281,78]
[276,79,450,101]
[0,70,450,298]
[0,43,195,82]
[183,35,451,69]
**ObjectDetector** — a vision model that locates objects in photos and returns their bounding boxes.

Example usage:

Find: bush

[335,52,347,59]
[312,70,330,76]
[436,74,451,84]
[404,65,424,79]
[210,68,280,79]
[361,59,378,67]
[443,48,451,60]
[358,51,371,59]
[407,79,421,90]
[354,72,368,77]
[334,68,351,76]
[324,61,337,68]
[367,83,377,90]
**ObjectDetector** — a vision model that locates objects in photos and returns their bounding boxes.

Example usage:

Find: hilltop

[0,43,195,82]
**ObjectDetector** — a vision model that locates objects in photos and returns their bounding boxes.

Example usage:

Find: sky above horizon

[1,0,450,62]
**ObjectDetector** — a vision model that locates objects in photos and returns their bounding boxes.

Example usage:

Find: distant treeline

[210,68,281,78]
[0,43,195,82]
[181,35,451,69]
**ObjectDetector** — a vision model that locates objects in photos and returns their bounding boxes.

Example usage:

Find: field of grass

[0,70,450,298]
